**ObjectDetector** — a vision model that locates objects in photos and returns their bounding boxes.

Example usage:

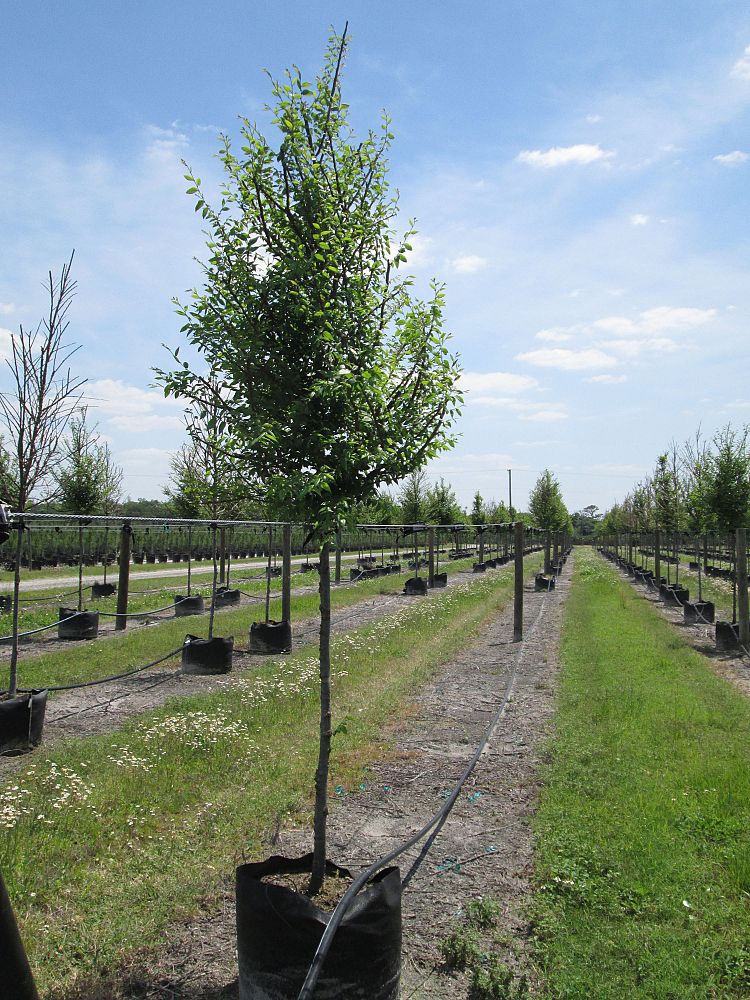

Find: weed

[466,896,501,929]
[470,955,528,999]
[440,927,482,970]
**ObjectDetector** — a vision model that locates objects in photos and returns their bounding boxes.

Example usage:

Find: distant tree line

[599,424,750,535]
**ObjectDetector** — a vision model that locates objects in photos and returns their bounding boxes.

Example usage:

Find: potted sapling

[158,26,462,999]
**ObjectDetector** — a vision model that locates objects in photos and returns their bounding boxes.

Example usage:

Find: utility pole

[507,468,513,516]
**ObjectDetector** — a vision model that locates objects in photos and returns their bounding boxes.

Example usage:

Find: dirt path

[0,571,475,774]
[59,555,570,1000]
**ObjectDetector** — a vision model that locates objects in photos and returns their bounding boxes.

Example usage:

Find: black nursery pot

[181,634,234,674]
[684,601,715,625]
[404,577,427,596]
[0,689,48,754]
[58,607,99,640]
[249,619,292,654]
[535,574,555,592]
[174,595,205,617]
[431,572,448,588]
[214,587,241,608]
[716,620,740,652]
[236,853,402,1000]
[91,582,116,599]
[0,595,11,613]
[472,562,487,573]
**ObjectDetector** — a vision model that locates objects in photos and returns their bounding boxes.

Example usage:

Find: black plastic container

[58,607,99,640]
[431,572,448,588]
[0,595,11,613]
[236,854,401,1000]
[716,620,740,652]
[472,562,486,573]
[684,601,715,625]
[174,595,205,617]
[404,577,427,596]
[181,634,234,674]
[0,689,48,754]
[214,587,241,608]
[535,574,555,592]
[91,582,116,599]
[249,620,292,654]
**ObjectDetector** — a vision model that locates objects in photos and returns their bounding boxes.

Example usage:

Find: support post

[282,523,292,623]
[115,522,131,631]
[654,529,661,591]
[478,529,484,565]
[513,521,524,642]
[553,531,559,572]
[428,527,435,587]
[737,528,749,651]
[219,526,226,585]
[544,529,551,574]
[334,527,342,585]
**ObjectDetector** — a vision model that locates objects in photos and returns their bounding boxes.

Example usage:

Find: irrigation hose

[296,564,556,1000]
[19,646,185,693]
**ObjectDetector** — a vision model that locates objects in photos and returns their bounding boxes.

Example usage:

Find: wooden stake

[115,523,131,631]
[282,522,292,622]
[737,528,749,649]
[514,521,524,642]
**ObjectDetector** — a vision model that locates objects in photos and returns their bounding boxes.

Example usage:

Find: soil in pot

[236,853,401,1000]
[181,634,234,674]
[0,689,48,754]
[249,620,292,654]
[58,608,99,640]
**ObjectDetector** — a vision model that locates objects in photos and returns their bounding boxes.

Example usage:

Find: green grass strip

[532,548,750,999]
[3,552,541,995]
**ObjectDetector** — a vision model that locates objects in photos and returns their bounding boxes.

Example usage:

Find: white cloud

[584,374,628,384]
[404,234,433,271]
[516,143,614,168]
[604,337,679,357]
[535,327,574,342]
[731,45,750,81]
[460,371,538,395]
[450,254,490,274]
[86,378,184,433]
[519,409,569,422]
[593,306,716,338]
[630,214,649,225]
[0,303,14,315]
[585,114,602,124]
[714,150,749,166]
[515,348,617,370]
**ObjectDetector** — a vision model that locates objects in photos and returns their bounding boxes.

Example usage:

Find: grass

[0,556,487,691]
[1,550,542,995]
[532,547,750,998]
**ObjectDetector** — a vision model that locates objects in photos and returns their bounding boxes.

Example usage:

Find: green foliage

[466,896,501,929]
[440,927,482,970]
[118,497,177,519]
[651,453,681,532]
[425,476,465,524]
[156,29,462,541]
[55,408,123,514]
[471,490,486,525]
[470,956,528,1000]
[528,469,568,530]
[704,425,750,531]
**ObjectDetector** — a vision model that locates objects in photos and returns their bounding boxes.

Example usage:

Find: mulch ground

[57,555,571,1000]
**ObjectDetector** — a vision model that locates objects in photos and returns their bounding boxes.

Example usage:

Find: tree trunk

[208,524,218,641]
[310,541,331,895]
[8,526,23,698]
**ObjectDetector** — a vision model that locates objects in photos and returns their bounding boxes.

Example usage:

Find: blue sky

[2,1,750,514]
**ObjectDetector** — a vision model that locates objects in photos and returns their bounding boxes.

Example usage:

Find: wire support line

[296,569,557,1000]
[17,587,81,604]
